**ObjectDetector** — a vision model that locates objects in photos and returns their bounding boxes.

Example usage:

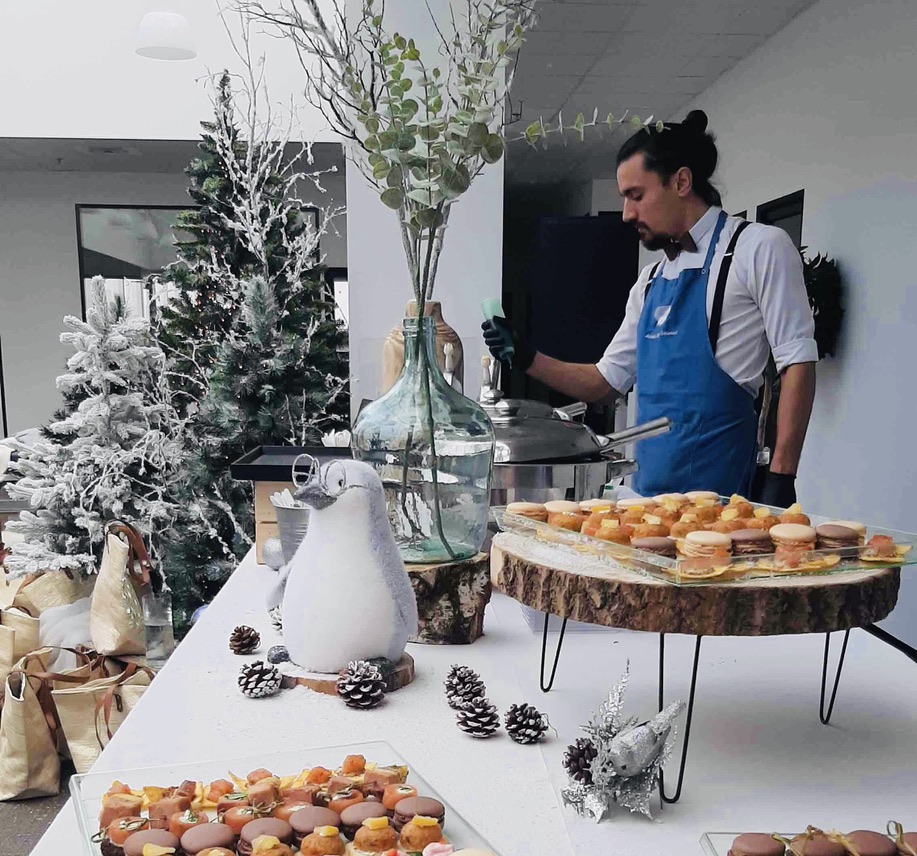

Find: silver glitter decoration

[561,661,685,822]
[262,537,285,571]
[268,604,283,633]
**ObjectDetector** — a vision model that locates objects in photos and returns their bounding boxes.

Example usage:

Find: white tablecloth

[31,551,917,855]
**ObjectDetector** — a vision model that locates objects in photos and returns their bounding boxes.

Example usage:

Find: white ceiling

[505,0,818,187]
[0,138,344,175]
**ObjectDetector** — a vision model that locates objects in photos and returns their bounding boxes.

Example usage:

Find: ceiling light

[135,11,197,61]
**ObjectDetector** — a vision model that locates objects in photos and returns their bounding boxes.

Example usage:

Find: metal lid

[483,399,609,464]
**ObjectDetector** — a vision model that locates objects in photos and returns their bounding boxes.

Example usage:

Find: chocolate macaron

[123,830,181,856]
[338,801,389,840]
[631,536,677,559]
[731,529,774,556]
[728,832,786,856]
[815,524,860,550]
[181,823,236,855]
[289,807,342,848]
[238,819,293,856]
[391,796,445,833]
[845,831,896,856]
[788,831,845,856]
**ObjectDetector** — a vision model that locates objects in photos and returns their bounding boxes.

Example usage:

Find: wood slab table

[490,530,915,803]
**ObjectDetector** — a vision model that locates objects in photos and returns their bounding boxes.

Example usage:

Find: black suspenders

[708,220,749,354]
[644,220,750,356]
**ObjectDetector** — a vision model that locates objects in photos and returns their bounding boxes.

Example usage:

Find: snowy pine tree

[5,278,185,578]
[155,66,349,632]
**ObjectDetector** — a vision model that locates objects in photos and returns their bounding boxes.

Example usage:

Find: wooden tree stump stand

[281,653,415,696]
[490,531,900,636]
[407,553,491,644]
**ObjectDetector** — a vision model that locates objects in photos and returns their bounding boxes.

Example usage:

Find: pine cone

[563,737,597,784]
[337,661,386,710]
[444,664,486,711]
[238,660,282,699]
[504,702,549,745]
[229,625,261,654]
[456,696,500,738]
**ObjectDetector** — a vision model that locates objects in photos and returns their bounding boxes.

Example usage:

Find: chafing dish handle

[600,417,671,449]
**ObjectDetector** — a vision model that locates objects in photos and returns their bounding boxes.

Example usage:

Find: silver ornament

[262,537,285,571]
[562,660,685,822]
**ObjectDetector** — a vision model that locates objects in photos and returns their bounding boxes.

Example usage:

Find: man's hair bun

[682,110,708,134]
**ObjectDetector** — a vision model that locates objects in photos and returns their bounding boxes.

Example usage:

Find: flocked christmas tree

[156,62,350,632]
[4,278,184,577]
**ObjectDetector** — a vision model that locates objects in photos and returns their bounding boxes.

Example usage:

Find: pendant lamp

[135,11,197,61]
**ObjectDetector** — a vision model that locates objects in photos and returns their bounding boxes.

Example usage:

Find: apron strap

[708,220,750,355]
[643,261,663,298]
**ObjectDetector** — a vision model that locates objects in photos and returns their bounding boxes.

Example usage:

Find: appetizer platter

[71,742,499,856]
[492,493,915,586]
[701,823,917,855]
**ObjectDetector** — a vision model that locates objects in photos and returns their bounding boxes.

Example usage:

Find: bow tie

[662,232,698,261]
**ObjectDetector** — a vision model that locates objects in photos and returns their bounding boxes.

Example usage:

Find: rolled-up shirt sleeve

[748,227,819,372]
[595,265,653,394]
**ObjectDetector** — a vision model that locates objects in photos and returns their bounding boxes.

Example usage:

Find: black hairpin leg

[658,633,703,805]
[819,629,850,725]
[863,623,917,664]
[540,613,568,693]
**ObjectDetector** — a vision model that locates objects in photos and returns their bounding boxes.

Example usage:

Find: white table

[32,551,917,855]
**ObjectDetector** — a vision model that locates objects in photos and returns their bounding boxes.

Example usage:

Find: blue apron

[633,211,757,497]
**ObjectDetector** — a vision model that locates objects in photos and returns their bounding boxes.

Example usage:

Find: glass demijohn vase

[352,315,495,563]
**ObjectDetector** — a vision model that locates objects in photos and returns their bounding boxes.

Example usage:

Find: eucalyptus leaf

[454,110,473,124]
[415,208,444,230]
[440,163,471,199]
[397,133,416,152]
[378,130,398,150]
[386,165,404,187]
[365,135,381,151]
[364,116,381,135]
[380,187,404,209]
[372,162,391,181]
[447,123,469,138]
[481,133,504,164]
[368,153,388,168]
[467,122,489,148]
[401,99,419,120]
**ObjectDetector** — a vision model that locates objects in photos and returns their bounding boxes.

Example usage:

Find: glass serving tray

[492,503,915,586]
[70,740,500,856]
[701,831,795,854]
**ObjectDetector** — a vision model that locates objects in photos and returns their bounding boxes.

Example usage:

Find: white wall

[681,0,917,641]
[0,167,347,435]
[590,178,623,215]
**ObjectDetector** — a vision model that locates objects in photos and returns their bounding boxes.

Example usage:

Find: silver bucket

[272,500,310,563]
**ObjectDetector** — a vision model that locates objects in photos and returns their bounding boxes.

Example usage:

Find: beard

[637,228,676,252]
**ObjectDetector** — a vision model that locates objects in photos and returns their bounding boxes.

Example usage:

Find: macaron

[289,807,341,847]
[238,819,293,856]
[653,493,688,505]
[579,499,614,513]
[391,796,445,833]
[728,832,787,856]
[681,530,732,558]
[788,831,845,856]
[123,830,181,856]
[543,500,582,515]
[815,523,861,550]
[685,490,720,503]
[631,537,677,559]
[617,496,655,510]
[897,831,917,855]
[769,523,817,549]
[730,529,774,556]
[822,520,867,540]
[505,501,547,522]
[338,801,389,840]
[181,823,236,855]
[845,830,896,856]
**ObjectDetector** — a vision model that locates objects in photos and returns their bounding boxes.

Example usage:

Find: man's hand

[481,316,536,372]
[758,471,797,509]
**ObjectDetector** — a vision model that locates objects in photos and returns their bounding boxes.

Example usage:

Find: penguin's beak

[294,481,338,510]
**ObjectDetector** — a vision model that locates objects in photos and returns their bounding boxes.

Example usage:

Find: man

[483,110,817,505]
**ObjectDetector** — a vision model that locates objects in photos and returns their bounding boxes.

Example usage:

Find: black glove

[481,316,536,372]
[758,471,797,509]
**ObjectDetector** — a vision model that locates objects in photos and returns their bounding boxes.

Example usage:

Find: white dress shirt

[596,206,818,396]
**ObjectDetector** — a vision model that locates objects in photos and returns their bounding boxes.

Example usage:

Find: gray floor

[0,764,73,856]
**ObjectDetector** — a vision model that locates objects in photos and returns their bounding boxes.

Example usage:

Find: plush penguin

[281,458,418,673]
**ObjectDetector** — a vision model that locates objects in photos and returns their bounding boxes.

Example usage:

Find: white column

[345,0,504,419]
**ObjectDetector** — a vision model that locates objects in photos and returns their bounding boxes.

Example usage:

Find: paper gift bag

[1,605,40,661]
[90,524,149,657]
[0,671,61,800]
[0,626,15,694]
[53,663,152,773]
[14,571,94,617]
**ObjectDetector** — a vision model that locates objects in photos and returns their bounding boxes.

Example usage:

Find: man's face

[617,153,682,251]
